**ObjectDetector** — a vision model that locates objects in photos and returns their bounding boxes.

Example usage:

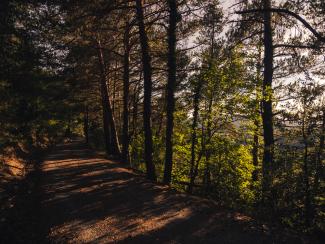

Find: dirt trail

[3,140,303,243]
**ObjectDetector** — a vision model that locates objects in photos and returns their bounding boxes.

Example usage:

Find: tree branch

[274,44,325,49]
[236,8,325,43]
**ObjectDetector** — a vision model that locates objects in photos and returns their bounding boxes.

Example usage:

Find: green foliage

[0,0,80,157]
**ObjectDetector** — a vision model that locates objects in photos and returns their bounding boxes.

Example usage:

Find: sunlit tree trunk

[135,0,156,181]
[163,0,178,185]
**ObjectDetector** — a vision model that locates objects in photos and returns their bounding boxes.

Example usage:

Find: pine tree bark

[163,0,178,185]
[261,0,275,201]
[135,0,156,181]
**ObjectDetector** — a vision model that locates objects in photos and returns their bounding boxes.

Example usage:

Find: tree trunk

[130,83,139,166]
[97,45,111,154]
[135,0,156,181]
[203,94,213,194]
[261,0,275,201]
[132,83,139,141]
[163,0,178,185]
[302,109,311,227]
[314,109,324,191]
[252,41,262,182]
[312,109,324,224]
[84,105,89,144]
[303,137,311,227]
[188,80,202,193]
[252,118,259,181]
[97,38,121,156]
[122,20,130,163]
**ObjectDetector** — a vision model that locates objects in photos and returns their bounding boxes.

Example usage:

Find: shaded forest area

[0,0,324,241]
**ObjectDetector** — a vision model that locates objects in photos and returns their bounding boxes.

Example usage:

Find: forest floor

[0,140,317,243]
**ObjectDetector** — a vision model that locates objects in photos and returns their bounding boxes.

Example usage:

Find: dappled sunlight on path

[39,140,278,243]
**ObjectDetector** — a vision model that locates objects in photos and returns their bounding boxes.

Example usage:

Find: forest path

[36,140,276,243]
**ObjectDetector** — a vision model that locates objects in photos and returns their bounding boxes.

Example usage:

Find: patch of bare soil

[0,144,46,244]
[0,140,317,243]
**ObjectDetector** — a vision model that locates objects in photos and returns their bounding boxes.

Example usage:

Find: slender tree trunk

[122,20,130,163]
[190,125,206,193]
[188,80,202,193]
[302,109,311,227]
[135,0,156,181]
[261,0,275,201]
[112,61,117,114]
[106,76,121,156]
[132,83,139,140]
[84,105,89,144]
[303,139,311,227]
[130,84,139,166]
[156,103,164,137]
[314,109,325,191]
[163,0,178,185]
[252,41,262,181]
[97,38,121,156]
[204,94,213,194]
[97,40,111,154]
[252,118,259,181]
[311,109,324,224]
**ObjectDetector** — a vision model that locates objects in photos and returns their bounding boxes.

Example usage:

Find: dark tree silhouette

[135,0,156,181]
[163,0,178,185]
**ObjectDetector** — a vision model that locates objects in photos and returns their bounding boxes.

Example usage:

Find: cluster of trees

[1,0,324,234]
[0,0,77,161]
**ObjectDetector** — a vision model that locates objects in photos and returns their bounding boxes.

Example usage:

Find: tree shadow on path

[1,140,310,244]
